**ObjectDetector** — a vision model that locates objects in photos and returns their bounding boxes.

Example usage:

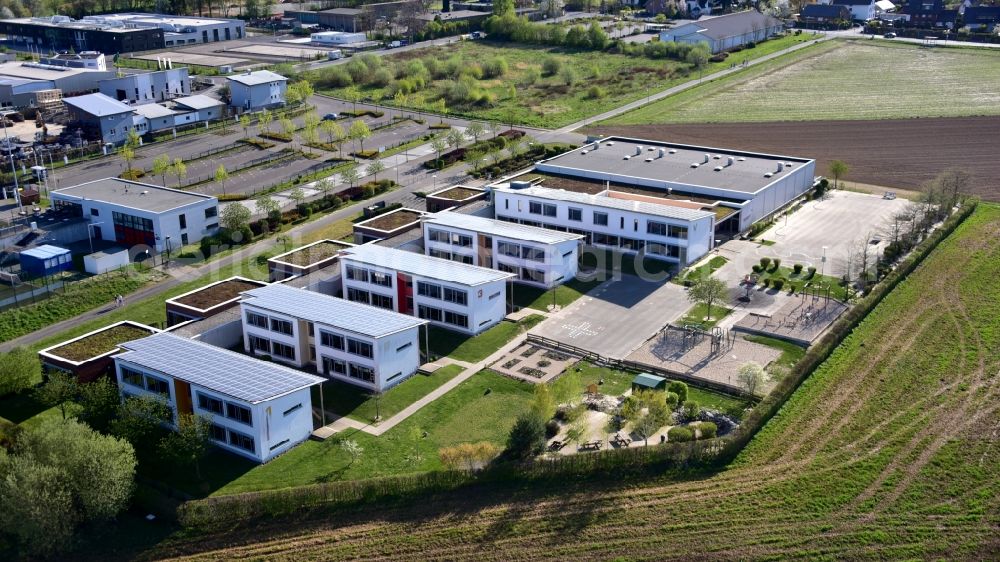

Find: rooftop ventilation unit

[647,146,655,151]
[776,162,784,173]
[669,149,677,154]
[713,166,723,172]
[764,172,773,178]
[141,190,149,195]
[738,157,746,162]
[713,154,721,160]
[580,149,588,154]
[703,153,711,163]
[635,146,643,155]
[590,142,598,150]
[658,148,665,158]
[510,180,532,190]
[623,155,631,160]
[691,163,700,168]
[645,157,654,162]
[726,156,735,167]
[606,141,614,146]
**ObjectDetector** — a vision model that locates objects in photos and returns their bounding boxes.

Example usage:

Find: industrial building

[114,332,324,463]
[38,51,107,70]
[0,14,245,53]
[50,177,219,252]
[240,283,428,391]
[422,211,583,289]
[340,244,515,335]
[227,70,287,111]
[310,31,368,45]
[63,93,138,144]
[98,68,190,105]
[659,11,785,53]
[0,59,114,109]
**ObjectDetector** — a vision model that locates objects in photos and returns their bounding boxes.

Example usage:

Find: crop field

[607,40,1000,125]
[313,35,812,128]
[142,204,1000,560]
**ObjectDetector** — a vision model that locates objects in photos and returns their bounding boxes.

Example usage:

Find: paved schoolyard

[531,275,689,359]
[713,190,912,284]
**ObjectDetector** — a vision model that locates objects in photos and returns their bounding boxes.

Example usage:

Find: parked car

[884,32,896,38]
[322,113,338,121]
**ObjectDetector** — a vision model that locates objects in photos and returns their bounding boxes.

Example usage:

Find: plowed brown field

[587,117,1000,200]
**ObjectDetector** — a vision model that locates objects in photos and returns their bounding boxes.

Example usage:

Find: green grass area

[679,302,733,329]
[742,334,807,371]
[605,39,1000,125]
[428,315,544,363]
[212,370,533,494]
[317,364,465,423]
[316,35,811,128]
[511,278,602,311]
[674,255,728,285]
[751,263,847,301]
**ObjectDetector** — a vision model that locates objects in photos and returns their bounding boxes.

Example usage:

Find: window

[181,233,188,245]
[521,268,546,284]
[417,281,441,299]
[371,293,394,309]
[348,363,376,383]
[90,208,99,217]
[396,342,412,353]
[228,430,255,452]
[647,243,681,258]
[444,310,468,328]
[322,356,347,375]
[283,403,303,416]
[418,305,443,322]
[593,212,608,226]
[452,233,472,247]
[428,228,450,243]
[205,207,218,219]
[347,338,373,358]
[347,287,370,304]
[620,217,625,229]
[270,318,293,336]
[179,214,187,229]
[226,403,253,425]
[529,201,543,215]
[521,246,545,262]
[498,241,520,257]
[246,311,268,329]
[543,204,557,217]
[346,265,369,283]
[668,225,688,239]
[568,208,582,221]
[443,287,468,306]
[593,233,619,247]
[489,291,501,300]
[249,335,270,353]
[145,375,170,396]
[272,342,295,360]
[320,330,344,350]
[197,393,224,415]
[209,424,227,442]
[371,271,392,287]
[121,367,144,388]
[455,254,473,265]
[497,262,517,274]
[429,249,451,260]
[269,439,290,451]
[647,221,667,236]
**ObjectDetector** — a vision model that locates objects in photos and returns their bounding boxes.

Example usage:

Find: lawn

[674,255,728,285]
[751,263,848,301]
[742,334,807,371]
[150,204,1000,559]
[314,35,812,128]
[428,315,544,363]
[679,302,733,329]
[511,278,602,312]
[212,370,534,494]
[316,364,466,423]
[605,40,1000,125]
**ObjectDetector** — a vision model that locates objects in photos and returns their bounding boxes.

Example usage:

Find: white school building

[240,283,427,392]
[114,332,324,463]
[422,210,583,289]
[340,244,515,335]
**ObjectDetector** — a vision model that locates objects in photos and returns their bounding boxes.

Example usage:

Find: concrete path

[554,33,832,133]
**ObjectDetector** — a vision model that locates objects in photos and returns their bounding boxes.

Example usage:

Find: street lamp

[164,236,171,267]
[432,174,437,190]
[1,118,21,210]
[86,222,103,254]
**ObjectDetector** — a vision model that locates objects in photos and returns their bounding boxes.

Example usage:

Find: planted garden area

[749,256,848,300]
[46,324,154,362]
[145,203,1000,559]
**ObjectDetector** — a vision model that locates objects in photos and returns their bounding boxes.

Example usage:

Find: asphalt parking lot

[531,275,689,359]
[713,190,912,283]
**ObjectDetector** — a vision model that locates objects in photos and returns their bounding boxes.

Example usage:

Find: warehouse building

[526,136,816,236]
[50,178,219,252]
[340,244,515,335]
[422,211,583,289]
[240,283,428,391]
[0,60,114,109]
[114,332,323,463]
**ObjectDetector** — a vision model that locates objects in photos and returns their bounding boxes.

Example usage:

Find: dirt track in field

[586,117,1000,200]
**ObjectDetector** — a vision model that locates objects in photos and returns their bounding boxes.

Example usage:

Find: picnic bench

[578,440,604,451]
[548,440,566,452]
[610,433,632,447]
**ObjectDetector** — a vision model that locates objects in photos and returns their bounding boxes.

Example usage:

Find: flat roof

[52,178,215,213]
[0,61,107,81]
[117,332,323,404]
[355,208,425,233]
[538,136,812,195]
[342,244,515,286]
[496,185,715,222]
[425,211,584,245]
[227,70,287,86]
[241,283,427,338]
[167,276,268,312]
[428,185,485,201]
[20,244,69,258]
[40,320,159,365]
[63,92,133,117]
[133,103,176,119]
[172,94,224,111]
[269,239,354,267]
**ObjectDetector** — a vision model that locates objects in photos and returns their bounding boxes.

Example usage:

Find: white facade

[340,246,514,335]
[80,13,245,46]
[422,212,582,289]
[493,186,715,268]
[227,70,287,111]
[50,178,219,252]
[659,11,785,53]
[311,31,367,44]
[99,68,190,105]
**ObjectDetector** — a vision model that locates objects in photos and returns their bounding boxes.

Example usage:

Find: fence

[178,149,300,189]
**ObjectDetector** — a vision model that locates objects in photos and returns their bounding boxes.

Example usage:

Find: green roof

[632,373,667,389]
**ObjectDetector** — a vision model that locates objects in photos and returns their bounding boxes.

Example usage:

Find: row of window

[427,228,474,248]
[497,241,546,262]
[510,200,689,239]
[112,211,153,233]
[321,356,376,384]
[498,262,546,284]
[497,215,685,259]
[197,392,253,425]
[249,334,296,361]
[418,305,468,328]
[428,248,474,265]
[318,329,374,359]
[246,311,294,336]
[121,366,170,396]
[346,287,394,310]
[209,424,255,453]
[417,281,468,306]
[345,265,393,287]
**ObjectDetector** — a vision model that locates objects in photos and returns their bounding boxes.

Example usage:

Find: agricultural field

[606,40,1000,125]
[143,205,1000,559]
[311,35,813,128]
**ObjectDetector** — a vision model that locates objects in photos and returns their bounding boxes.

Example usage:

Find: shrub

[751,264,762,274]
[807,266,817,279]
[682,400,700,420]
[506,413,546,460]
[771,258,782,272]
[793,263,803,275]
[118,169,144,180]
[762,278,770,288]
[586,85,606,99]
[667,381,688,405]
[541,57,561,76]
[545,419,560,439]
[772,278,785,291]
[665,391,679,409]
[759,257,771,270]
[668,426,694,442]
[697,421,718,439]
[482,57,508,78]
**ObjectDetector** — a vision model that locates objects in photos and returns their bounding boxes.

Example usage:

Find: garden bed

[276,240,353,267]
[47,324,154,363]
[238,138,275,149]
[172,278,264,310]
